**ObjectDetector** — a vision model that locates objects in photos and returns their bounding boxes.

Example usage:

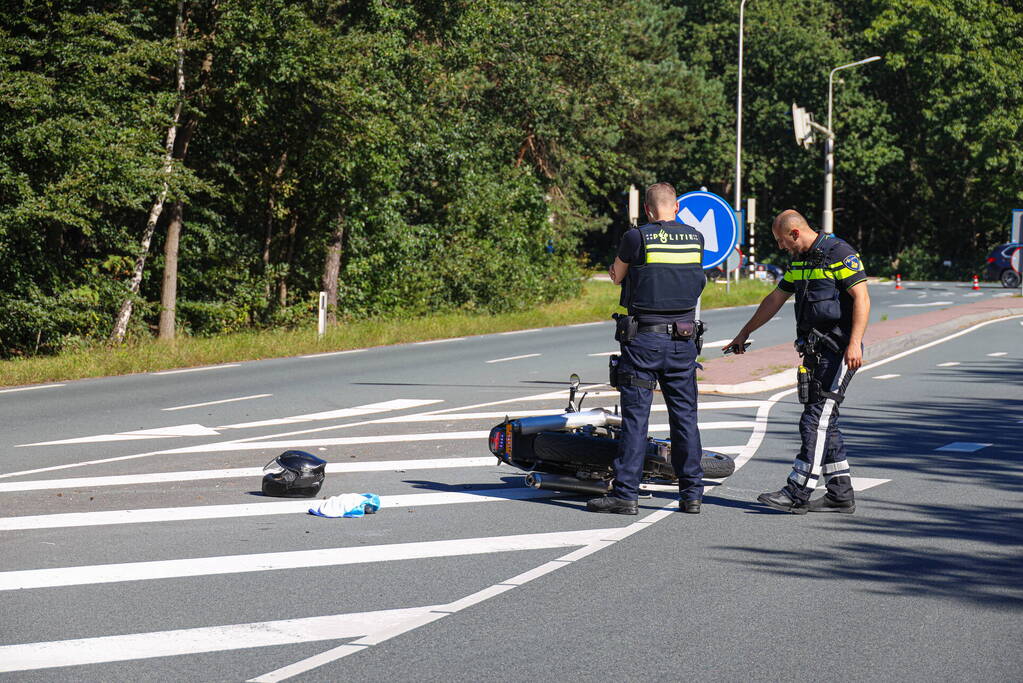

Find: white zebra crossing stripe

[0,607,442,674]
[0,457,499,493]
[0,487,562,531]
[0,528,616,591]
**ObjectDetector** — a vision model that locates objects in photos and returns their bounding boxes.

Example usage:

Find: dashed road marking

[414,338,465,345]
[0,384,65,394]
[485,353,541,363]
[935,442,991,452]
[937,362,960,367]
[498,328,542,335]
[162,394,272,411]
[153,365,239,375]
[873,374,900,380]
[891,301,953,308]
[987,352,1007,357]
[298,349,366,359]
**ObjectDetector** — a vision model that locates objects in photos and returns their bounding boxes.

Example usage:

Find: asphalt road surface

[0,305,1019,681]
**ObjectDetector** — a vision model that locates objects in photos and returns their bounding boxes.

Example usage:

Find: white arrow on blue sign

[675,190,739,269]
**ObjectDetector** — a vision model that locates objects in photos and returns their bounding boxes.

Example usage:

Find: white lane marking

[935,442,991,452]
[0,385,602,480]
[0,384,65,394]
[963,292,983,297]
[19,424,223,447]
[0,528,615,591]
[987,352,1008,357]
[298,349,366,359]
[413,338,465,345]
[485,353,541,364]
[377,400,762,424]
[0,488,565,532]
[992,292,1014,298]
[587,351,618,357]
[253,505,677,681]
[0,607,440,674]
[159,419,756,454]
[214,398,442,430]
[890,301,953,308]
[649,420,755,432]
[851,477,890,491]
[566,321,604,327]
[498,328,542,335]
[0,457,499,493]
[163,394,272,411]
[872,374,900,380]
[153,364,239,375]
[937,362,960,367]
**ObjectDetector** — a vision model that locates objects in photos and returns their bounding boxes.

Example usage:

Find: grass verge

[0,278,774,388]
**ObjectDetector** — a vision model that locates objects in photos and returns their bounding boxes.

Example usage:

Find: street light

[735,0,752,281]
[822,55,881,234]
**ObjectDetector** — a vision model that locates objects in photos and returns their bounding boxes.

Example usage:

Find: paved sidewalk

[697,296,1023,395]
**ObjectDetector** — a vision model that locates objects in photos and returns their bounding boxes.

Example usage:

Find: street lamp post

[735,0,751,277]
[822,55,881,234]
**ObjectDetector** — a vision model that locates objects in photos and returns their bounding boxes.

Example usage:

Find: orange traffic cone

[972,274,980,291]
[895,273,903,290]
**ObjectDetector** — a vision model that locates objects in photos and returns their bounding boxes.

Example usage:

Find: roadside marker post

[317,292,327,339]
[895,273,902,290]
[971,274,980,291]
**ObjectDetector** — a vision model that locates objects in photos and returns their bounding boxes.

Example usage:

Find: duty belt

[637,324,673,335]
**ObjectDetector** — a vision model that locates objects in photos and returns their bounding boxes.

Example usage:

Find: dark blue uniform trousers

[785,345,857,503]
[613,331,703,502]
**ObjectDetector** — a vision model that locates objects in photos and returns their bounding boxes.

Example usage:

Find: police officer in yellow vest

[588,182,706,515]
[725,210,870,514]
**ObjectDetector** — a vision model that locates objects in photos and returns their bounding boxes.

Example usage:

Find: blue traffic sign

[676,190,739,269]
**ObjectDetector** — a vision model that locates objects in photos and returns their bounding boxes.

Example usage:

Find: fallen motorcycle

[488,374,735,496]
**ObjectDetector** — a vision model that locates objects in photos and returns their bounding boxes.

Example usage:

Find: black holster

[608,354,620,388]
[613,313,638,344]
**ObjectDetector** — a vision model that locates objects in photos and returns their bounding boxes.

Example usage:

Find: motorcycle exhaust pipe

[516,409,621,435]
[525,472,611,495]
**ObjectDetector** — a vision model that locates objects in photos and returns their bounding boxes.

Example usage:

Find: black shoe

[586,495,638,515]
[757,489,808,515]
[680,500,701,514]
[807,495,855,514]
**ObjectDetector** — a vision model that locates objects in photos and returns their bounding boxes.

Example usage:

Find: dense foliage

[1,1,1020,357]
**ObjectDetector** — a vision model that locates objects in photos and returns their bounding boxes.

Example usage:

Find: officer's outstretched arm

[724,287,792,354]
[845,281,870,370]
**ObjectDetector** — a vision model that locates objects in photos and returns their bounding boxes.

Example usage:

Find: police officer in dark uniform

[587,182,706,515]
[725,210,870,514]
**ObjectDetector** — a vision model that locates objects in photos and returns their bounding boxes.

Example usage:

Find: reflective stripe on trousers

[786,345,857,502]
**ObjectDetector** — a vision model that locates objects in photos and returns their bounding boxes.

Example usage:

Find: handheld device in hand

[723,342,752,355]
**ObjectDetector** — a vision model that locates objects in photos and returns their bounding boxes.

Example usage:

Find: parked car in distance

[706,261,784,285]
[984,243,1022,288]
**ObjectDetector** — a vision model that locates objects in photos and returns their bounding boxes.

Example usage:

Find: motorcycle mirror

[566,373,581,412]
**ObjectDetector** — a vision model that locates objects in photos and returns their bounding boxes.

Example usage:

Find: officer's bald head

[645,182,678,220]
[772,209,817,255]
[773,210,810,236]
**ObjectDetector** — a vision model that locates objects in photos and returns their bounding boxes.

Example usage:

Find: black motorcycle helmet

[261,450,327,497]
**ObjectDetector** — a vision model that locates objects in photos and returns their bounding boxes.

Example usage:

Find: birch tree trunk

[110,1,186,343]
[158,200,184,339]
[157,49,211,341]
[321,211,345,327]
[277,211,299,307]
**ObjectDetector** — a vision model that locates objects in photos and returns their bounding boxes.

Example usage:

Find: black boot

[757,488,808,514]
[807,494,855,514]
[586,495,638,515]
